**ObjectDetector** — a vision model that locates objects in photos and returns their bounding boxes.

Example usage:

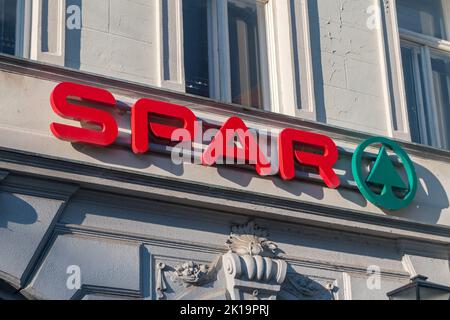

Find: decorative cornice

[0,174,79,201]
[1,147,450,245]
[53,223,412,279]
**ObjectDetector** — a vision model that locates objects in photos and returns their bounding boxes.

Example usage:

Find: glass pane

[183,0,210,98]
[228,1,264,108]
[397,0,447,39]
[401,46,422,143]
[430,52,450,149]
[401,43,436,147]
[0,0,17,55]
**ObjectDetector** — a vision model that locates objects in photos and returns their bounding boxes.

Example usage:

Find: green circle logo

[352,137,417,210]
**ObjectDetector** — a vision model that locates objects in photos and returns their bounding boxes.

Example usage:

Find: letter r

[278,128,340,189]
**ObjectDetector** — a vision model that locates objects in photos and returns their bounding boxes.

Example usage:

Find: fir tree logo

[367,146,407,191]
[352,137,418,210]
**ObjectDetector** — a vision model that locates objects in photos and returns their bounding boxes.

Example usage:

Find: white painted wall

[310,0,389,135]
[59,0,159,85]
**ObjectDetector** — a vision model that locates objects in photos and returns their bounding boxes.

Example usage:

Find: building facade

[0,0,449,300]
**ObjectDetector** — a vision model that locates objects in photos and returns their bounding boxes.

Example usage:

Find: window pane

[401,43,438,147]
[397,0,447,39]
[228,1,264,108]
[0,0,17,55]
[430,52,450,149]
[183,0,210,98]
[401,46,423,143]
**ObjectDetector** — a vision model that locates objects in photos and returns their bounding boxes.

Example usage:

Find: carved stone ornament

[156,262,167,300]
[226,221,279,257]
[222,221,287,300]
[157,221,335,300]
[171,261,209,286]
[280,273,336,300]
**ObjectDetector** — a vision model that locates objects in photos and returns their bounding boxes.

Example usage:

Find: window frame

[30,0,66,65]
[383,0,450,150]
[398,20,450,150]
[160,0,316,117]
[5,0,316,119]
[207,0,271,110]
[0,0,31,58]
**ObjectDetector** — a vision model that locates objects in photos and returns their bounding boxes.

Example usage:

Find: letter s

[50,82,118,146]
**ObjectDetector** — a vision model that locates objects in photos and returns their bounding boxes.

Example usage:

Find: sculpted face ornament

[352,137,418,210]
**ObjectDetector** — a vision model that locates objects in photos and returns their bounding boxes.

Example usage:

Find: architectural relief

[171,261,210,286]
[158,221,335,300]
[280,274,337,300]
[222,221,287,300]
[156,262,167,300]
[226,221,279,257]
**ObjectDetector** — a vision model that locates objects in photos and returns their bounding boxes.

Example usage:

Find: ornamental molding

[281,273,337,300]
[222,221,287,300]
[171,261,210,286]
[154,221,338,300]
[155,262,167,300]
[222,251,287,300]
[226,221,279,257]
[155,221,338,300]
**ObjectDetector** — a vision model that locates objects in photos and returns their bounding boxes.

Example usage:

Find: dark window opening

[0,0,18,55]
[183,0,210,98]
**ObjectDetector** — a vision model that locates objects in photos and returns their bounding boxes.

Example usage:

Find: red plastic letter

[278,128,340,189]
[50,82,118,146]
[131,98,196,154]
[202,117,271,176]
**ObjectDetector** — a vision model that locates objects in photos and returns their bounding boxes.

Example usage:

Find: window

[0,0,312,116]
[0,0,29,58]
[397,0,450,150]
[397,0,448,39]
[183,0,270,109]
[0,0,18,55]
[182,0,210,98]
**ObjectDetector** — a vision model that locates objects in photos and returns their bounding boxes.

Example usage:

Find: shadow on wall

[307,0,327,123]
[72,142,186,177]
[272,177,325,201]
[0,193,38,229]
[279,265,335,300]
[65,0,82,69]
[393,161,449,225]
